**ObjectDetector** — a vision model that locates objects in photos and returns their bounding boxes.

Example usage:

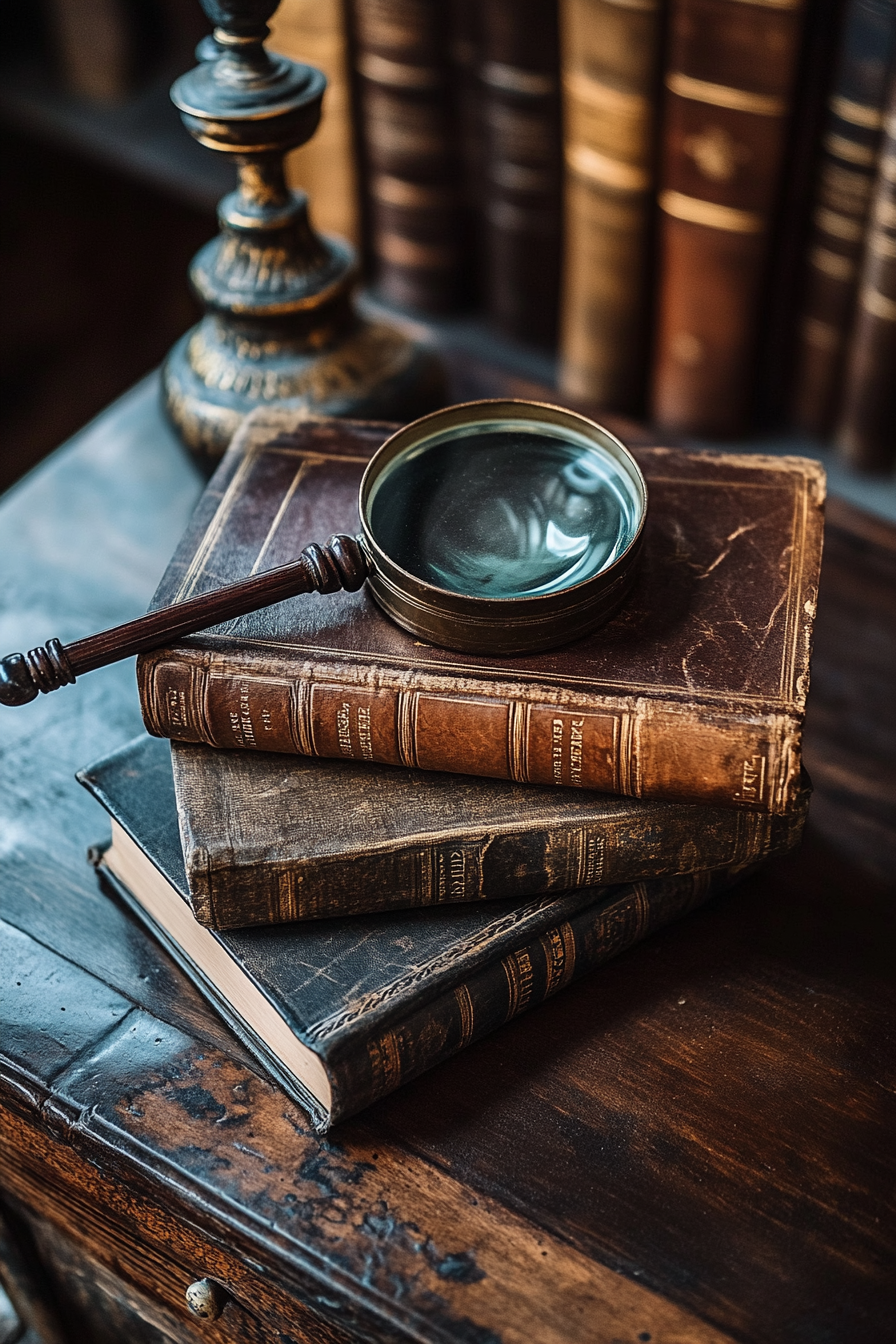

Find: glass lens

[367,420,642,600]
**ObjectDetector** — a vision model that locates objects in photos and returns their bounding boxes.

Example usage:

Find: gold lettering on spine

[540,922,577,997]
[502,948,536,1021]
[336,701,353,757]
[569,717,585,785]
[228,682,257,748]
[397,691,419,767]
[455,984,475,1048]
[508,701,530,782]
[575,831,606,888]
[166,684,188,731]
[367,1029,402,1099]
[357,706,374,759]
[735,754,767,805]
[551,718,564,784]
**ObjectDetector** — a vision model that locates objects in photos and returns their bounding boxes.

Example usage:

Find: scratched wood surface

[0,376,894,1344]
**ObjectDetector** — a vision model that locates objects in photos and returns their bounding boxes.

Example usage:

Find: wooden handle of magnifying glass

[0,535,369,707]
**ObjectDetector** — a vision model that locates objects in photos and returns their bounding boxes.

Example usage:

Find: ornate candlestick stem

[163,0,443,471]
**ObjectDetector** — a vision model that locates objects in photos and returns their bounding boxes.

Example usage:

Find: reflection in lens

[368,422,641,600]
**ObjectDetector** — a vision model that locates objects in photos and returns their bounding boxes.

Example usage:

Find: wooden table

[1,376,894,1344]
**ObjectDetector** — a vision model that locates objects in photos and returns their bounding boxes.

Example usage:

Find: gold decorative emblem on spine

[356,53,442,90]
[481,62,556,97]
[813,207,866,243]
[503,948,536,1021]
[564,144,651,193]
[659,190,765,234]
[455,984,476,1048]
[829,95,885,131]
[508,701,530,782]
[540,922,577,997]
[666,72,786,118]
[376,235,459,269]
[809,247,856,282]
[617,710,634,796]
[367,1029,403,1098]
[291,680,314,756]
[823,132,877,168]
[397,690,419,767]
[861,286,896,321]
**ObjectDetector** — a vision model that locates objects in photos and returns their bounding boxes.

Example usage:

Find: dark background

[0,2,216,493]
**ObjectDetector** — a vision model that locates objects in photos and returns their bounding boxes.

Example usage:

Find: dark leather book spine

[756,0,848,426]
[324,866,745,1124]
[139,653,804,813]
[176,759,807,928]
[480,0,564,346]
[790,0,896,436]
[557,0,663,412]
[835,79,896,469]
[347,0,470,313]
[650,0,808,436]
[449,0,485,305]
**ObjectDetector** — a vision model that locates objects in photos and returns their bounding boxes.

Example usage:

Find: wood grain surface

[1,375,894,1344]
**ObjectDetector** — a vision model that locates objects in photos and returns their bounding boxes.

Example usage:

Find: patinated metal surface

[162,0,443,470]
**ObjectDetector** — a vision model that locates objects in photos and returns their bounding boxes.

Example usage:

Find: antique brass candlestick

[163,0,444,470]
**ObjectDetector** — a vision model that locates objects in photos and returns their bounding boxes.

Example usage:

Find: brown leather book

[790,0,896,436]
[651,0,808,436]
[558,0,663,412]
[835,78,896,469]
[480,0,564,346]
[137,410,825,815]
[347,0,470,313]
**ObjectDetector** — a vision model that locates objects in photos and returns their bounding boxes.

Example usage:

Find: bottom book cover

[79,735,787,1131]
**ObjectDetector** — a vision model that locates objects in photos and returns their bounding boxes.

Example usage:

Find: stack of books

[78,408,825,1132]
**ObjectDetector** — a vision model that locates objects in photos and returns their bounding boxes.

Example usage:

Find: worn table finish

[0,377,894,1344]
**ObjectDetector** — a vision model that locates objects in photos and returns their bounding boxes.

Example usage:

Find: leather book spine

[347,0,470,313]
[756,0,848,426]
[557,0,663,411]
[179,779,807,930]
[651,0,808,436]
[324,866,744,1124]
[268,0,360,245]
[835,80,896,469]
[480,0,564,346]
[790,0,896,436]
[139,653,803,813]
[449,0,485,304]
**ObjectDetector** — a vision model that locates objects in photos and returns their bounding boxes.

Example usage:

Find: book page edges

[102,821,334,1119]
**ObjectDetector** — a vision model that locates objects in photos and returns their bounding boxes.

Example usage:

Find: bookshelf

[2,0,895,522]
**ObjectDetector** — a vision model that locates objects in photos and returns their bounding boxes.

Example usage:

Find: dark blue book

[79,735,781,1130]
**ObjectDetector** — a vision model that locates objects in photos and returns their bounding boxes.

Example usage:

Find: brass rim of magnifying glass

[359,400,648,656]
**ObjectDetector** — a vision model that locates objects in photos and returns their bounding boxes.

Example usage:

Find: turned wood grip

[0,534,368,707]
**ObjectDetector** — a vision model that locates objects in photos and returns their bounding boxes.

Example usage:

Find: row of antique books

[43,0,896,467]
[264,0,896,471]
[79,407,826,1131]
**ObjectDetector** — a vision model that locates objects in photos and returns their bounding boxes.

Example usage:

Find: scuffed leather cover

[138,410,825,813]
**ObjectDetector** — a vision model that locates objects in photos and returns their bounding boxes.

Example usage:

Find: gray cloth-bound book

[171,740,810,928]
[78,734,778,1131]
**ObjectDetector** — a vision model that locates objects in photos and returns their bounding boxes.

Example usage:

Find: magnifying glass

[0,401,647,706]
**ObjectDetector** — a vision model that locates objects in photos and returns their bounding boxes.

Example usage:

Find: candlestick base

[162,1,444,472]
